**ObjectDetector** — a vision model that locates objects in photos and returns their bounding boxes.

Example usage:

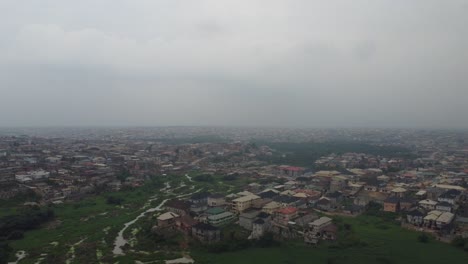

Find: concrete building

[231,194,260,213]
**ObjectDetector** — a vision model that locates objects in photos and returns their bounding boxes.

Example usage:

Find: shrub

[106,196,124,205]
[418,234,429,243]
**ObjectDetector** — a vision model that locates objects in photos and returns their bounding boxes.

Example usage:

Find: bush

[0,208,54,238]
[0,241,12,264]
[254,232,280,248]
[106,196,124,205]
[452,236,466,248]
[193,174,214,182]
[418,234,429,243]
[7,230,24,240]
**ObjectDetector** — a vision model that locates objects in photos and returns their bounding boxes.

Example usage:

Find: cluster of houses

[153,182,339,245]
[153,160,468,244]
[0,135,272,203]
[2,128,468,244]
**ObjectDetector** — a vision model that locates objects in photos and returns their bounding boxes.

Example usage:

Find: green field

[192,215,468,264]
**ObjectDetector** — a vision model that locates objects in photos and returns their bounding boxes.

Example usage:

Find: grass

[191,215,468,264]
[5,174,214,263]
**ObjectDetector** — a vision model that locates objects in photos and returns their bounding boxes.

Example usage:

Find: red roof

[284,166,304,172]
[277,207,298,214]
[294,189,321,197]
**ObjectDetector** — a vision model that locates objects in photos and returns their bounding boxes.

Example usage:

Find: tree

[418,234,429,243]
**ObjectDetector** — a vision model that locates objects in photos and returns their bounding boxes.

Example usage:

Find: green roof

[206,207,225,215]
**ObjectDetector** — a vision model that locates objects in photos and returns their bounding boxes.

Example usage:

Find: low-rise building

[419,199,438,211]
[191,223,221,243]
[207,211,235,227]
[274,207,298,226]
[157,212,179,228]
[232,194,260,212]
[384,197,400,212]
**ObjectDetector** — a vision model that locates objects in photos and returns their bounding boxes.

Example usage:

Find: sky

[0,0,467,128]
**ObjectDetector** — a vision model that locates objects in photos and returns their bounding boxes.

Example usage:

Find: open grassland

[192,215,468,264]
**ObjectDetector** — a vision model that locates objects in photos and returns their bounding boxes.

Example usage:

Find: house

[435,211,455,229]
[262,201,282,214]
[325,191,343,204]
[190,192,210,205]
[309,216,333,232]
[207,211,235,227]
[176,215,197,234]
[316,197,333,211]
[205,207,225,216]
[250,212,272,239]
[274,195,302,208]
[239,210,260,230]
[436,202,453,212]
[207,194,226,207]
[423,210,442,228]
[383,197,400,212]
[343,204,365,215]
[274,207,298,226]
[305,216,336,244]
[354,196,371,207]
[157,212,179,228]
[259,190,279,199]
[250,218,268,239]
[406,208,425,226]
[165,199,191,216]
[399,198,415,211]
[231,194,260,213]
[438,189,461,205]
[294,213,319,229]
[415,190,427,199]
[251,198,272,210]
[189,192,210,213]
[391,187,407,198]
[418,199,438,211]
[277,166,305,177]
[191,223,221,243]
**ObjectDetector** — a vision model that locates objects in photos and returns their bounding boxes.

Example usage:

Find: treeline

[0,208,54,240]
[0,208,54,263]
[193,174,215,183]
[255,141,415,167]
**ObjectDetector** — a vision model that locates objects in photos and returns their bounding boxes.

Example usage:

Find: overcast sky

[0,0,467,128]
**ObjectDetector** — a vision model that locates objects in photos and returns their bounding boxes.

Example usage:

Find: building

[406,208,425,226]
[250,218,268,239]
[262,201,282,214]
[165,199,191,216]
[391,187,407,198]
[399,198,415,211]
[190,192,210,205]
[305,216,336,244]
[231,194,260,213]
[274,207,298,226]
[157,212,179,228]
[418,199,438,211]
[239,210,260,230]
[436,202,453,212]
[384,197,400,212]
[277,166,305,177]
[207,211,235,227]
[191,223,221,243]
[207,194,226,207]
[437,189,462,205]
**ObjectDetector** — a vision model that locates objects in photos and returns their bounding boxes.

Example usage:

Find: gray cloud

[0,0,467,128]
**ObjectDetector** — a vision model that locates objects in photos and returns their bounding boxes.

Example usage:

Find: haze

[1,0,467,128]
